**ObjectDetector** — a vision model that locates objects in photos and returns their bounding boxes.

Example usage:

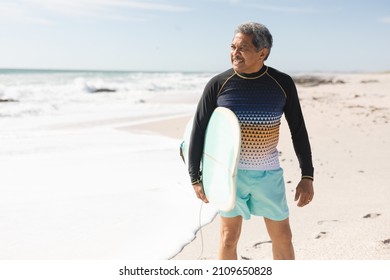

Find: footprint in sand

[315,231,328,239]
[382,239,390,245]
[316,220,337,239]
[317,219,339,225]
[363,213,381,219]
[253,240,272,249]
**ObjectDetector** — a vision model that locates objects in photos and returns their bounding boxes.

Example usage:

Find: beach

[0,70,389,260]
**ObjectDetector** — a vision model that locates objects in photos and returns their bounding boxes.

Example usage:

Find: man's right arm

[187,77,220,184]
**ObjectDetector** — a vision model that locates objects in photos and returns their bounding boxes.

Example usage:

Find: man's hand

[193,183,209,203]
[294,178,314,207]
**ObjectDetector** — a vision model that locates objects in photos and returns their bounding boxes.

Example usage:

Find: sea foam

[0,70,217,259]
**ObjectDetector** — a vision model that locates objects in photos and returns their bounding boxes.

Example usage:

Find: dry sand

[126,72,390,260]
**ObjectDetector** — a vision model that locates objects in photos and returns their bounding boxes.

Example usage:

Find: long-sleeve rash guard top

[188,65,314,183]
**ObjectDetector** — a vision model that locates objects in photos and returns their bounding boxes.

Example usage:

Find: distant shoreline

[0,68,218,75]
[1,68,389,75]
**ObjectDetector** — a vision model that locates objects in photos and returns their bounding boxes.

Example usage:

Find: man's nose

[232,48,240,56]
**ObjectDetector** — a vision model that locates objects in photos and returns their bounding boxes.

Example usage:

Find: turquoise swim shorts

[220,168,289,221]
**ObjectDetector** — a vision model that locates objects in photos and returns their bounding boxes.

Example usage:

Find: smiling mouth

[232,57,244,65]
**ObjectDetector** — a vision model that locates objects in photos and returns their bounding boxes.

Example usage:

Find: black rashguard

[188,65,314,183]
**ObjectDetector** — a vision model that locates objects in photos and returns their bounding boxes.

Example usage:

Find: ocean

[0,69,218,259]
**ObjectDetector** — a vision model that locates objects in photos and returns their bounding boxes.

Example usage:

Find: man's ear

[259,48,269,61]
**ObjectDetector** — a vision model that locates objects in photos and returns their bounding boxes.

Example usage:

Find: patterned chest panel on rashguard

[217,75,286,170]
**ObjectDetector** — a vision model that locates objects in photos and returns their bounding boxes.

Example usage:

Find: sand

[124,72,390,260]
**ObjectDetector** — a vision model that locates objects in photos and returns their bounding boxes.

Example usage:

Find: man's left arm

[283,76,314,207]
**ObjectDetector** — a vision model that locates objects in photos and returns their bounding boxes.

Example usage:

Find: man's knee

[220,227,240,248]
[278,226,292,241]
[219,216,242,248]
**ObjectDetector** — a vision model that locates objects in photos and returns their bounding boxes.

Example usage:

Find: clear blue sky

[0,0,389,72]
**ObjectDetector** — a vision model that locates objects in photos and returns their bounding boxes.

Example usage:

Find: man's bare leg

[218,216,243,260]
[264,217,295,260]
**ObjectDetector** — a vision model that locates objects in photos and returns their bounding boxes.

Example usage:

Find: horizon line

[0,67,389,75]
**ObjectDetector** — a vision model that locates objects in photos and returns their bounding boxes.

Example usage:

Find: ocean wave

[0,70,213,118]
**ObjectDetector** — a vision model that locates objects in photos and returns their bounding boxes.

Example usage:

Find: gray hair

[234,22,273,60]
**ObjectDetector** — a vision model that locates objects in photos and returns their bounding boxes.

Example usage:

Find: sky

[0,0,389,73]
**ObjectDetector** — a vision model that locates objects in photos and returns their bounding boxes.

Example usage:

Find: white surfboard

[180,107,241,211]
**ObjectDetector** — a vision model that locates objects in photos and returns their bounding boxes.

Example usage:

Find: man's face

[230,33,267,74]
